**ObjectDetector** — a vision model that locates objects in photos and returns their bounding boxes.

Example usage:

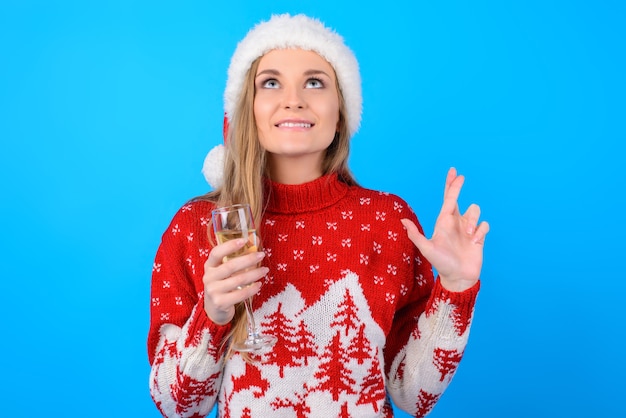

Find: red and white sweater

[148,173,479,418]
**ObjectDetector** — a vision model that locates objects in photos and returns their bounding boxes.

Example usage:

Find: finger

[223,266,268,293]
[440,173,464,216]
[215,251,266,279]
[205,238,247,268]
[401,219,432,253]
[463,203,481,235]
[472,221,490,244]
[205,264,267,295]
[443,167,457,200]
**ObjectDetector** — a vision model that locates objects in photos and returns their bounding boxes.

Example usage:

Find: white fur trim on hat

[202,144,225,189]
[224,13,362,137]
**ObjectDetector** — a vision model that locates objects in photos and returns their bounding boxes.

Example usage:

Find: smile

[276,122,313,128]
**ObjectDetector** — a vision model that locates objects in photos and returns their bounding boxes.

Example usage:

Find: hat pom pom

[202,144,225,189]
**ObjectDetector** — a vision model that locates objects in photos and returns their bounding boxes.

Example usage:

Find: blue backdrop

[1,1,624,417]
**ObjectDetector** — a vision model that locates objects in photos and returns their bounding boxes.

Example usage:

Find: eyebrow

[255,69,332,79]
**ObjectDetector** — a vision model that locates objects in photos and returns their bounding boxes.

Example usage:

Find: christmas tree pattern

[432,348,464,382]
[415,389,441,417]
[261,302,317,377]
[356,347,386,412]
[222,272,463,416]
[346,323,372,365]
[329,288,360,336]
[313,331,357,401]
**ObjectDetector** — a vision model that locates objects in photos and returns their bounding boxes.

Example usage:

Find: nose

[282,85,305,109]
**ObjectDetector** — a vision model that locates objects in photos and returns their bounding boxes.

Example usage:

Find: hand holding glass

[211,204,277,352]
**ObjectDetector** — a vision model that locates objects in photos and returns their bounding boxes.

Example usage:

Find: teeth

[278,122,312,128]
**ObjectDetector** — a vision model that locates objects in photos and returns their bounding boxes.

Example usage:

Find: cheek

[325,101,341,131]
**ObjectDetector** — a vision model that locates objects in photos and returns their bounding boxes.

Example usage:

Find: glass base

[233,333,278,353]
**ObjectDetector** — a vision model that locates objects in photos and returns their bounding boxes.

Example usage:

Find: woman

[148,13,489,417]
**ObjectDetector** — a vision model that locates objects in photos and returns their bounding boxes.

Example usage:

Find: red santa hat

[202,13,362,189]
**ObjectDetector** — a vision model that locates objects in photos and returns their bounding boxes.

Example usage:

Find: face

[253,49,340,172]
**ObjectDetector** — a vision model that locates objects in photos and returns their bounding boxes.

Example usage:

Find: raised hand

[401,167,489,292]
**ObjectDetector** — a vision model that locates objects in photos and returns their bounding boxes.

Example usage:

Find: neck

[266,154,324,185]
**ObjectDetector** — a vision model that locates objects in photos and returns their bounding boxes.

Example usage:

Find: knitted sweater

[148,173,480,418]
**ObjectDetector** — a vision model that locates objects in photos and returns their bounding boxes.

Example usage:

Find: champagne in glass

[211,203,277,352]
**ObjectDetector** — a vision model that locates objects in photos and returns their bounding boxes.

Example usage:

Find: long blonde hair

[198,54,357,360]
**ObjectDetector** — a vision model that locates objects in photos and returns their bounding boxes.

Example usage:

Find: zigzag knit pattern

[148,173,479,418]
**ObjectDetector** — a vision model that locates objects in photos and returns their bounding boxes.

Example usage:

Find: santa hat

[202,13,362,189]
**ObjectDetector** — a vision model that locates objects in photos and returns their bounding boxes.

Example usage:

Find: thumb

[401,219,431,253]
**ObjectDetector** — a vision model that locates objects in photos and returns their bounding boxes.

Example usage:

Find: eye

[305,78,324,89]
[261,78,280,89]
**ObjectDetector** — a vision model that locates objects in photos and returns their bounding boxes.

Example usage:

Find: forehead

[256,48,336,76]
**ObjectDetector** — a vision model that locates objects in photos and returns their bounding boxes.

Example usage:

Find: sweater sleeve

[147,202,232,417]
[384,209,480,417]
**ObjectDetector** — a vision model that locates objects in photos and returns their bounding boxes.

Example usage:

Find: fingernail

[256,251,266,260]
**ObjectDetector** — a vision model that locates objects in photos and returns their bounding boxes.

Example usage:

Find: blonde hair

[198,54,357,361]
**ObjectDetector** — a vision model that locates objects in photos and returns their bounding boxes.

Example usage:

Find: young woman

[148,14,489,418]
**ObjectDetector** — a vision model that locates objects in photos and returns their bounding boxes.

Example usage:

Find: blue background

[1,1,624,417]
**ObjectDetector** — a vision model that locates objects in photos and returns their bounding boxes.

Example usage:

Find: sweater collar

[264,173,349,214]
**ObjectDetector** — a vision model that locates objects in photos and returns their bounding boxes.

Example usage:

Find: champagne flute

[211,203,277,352]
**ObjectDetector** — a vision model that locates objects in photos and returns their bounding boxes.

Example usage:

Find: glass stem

[244,297,258,337]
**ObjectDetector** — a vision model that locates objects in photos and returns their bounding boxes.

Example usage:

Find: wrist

[438,276,479,292]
